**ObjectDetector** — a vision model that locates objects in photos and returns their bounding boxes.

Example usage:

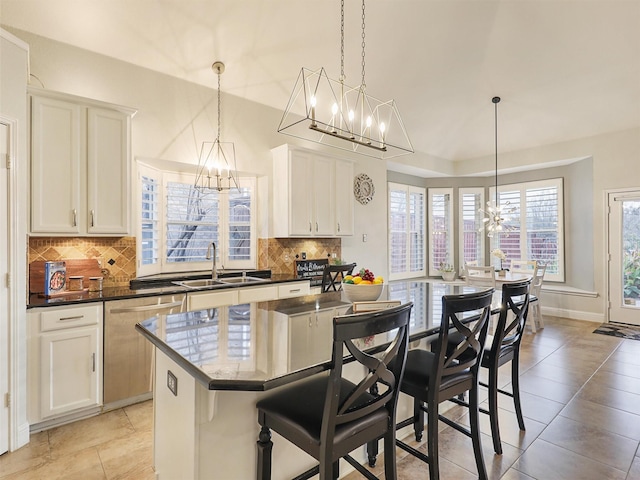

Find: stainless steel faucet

[206,242,217,280]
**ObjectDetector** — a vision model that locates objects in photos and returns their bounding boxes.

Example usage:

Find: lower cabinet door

[40,326,100,418]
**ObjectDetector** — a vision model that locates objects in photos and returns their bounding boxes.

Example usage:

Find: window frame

[489,177,564,282]
[428,188,454,277]
[458,187,486,271]
[136,161,256,277]
[388,182,427,281]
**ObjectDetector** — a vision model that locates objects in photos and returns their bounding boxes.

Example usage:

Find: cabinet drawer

[238,285,278,303]
[188,290,239,310]
[278,282,310,299]
[40,304,102,332]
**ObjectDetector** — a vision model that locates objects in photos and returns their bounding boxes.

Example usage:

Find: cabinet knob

[337,223,341,232]
[309,222,312,232]
[90,209,95,227]
[315,222,318,232]
[72,209,77,227]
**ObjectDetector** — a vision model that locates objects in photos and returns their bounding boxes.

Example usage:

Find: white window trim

[458,187,486,271]
[136,161,257,277]
[489,177,564,282]
[388,182,427,281]
[428,188,454,277]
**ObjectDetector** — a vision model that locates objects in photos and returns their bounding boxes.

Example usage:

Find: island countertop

[136,280,503,392]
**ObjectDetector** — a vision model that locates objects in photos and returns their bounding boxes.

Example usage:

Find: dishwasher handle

[109,300,184,314]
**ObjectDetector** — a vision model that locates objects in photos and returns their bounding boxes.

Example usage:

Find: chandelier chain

[217,69,222,141]
[494,98,498,206]
[361,0,366,88]
[340,0,345,81]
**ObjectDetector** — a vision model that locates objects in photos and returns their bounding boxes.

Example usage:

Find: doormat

[593,323,640,341]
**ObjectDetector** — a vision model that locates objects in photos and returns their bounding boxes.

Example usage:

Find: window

[388,183,426,280]
[428,188,454,276]
[459,188,485,268]
[489,178,564,281]
[137,162,256,276]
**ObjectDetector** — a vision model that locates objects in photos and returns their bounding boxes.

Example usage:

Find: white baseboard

[542,306,603,324]
[12,421,30,451]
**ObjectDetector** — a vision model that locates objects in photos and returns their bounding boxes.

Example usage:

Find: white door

[608,193,640,325]
[0,122,9,455]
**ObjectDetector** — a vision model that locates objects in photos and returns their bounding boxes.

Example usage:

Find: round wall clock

[354,173,375,205]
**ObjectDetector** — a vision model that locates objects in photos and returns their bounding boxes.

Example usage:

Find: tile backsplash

[28,237,136,287]
[258,238,342,276]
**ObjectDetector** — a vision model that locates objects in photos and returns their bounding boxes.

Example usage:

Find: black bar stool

[450,279,531,454]
[256,302,413,480]
[390,289,494,480]
[321,263,357,293]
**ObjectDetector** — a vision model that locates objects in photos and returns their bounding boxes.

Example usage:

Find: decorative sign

[295,258,329,280]
[354,173,375,205]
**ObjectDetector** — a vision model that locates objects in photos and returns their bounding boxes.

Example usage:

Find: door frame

[605,188,640,324]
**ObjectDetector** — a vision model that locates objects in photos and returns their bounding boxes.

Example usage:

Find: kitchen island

[136,281,499,479]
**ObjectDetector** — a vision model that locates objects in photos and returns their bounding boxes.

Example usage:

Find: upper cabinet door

[334,160,354,236]
[30,96,83,234]
[313,154,335,236]
[288,151,314,235]
[87,108,130,234]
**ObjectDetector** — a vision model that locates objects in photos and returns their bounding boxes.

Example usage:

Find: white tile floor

[3,316,640,479]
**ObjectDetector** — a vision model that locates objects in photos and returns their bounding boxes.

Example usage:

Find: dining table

[135,279,530,480]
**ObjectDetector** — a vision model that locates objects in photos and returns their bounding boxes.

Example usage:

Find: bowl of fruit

[342,268,385,302]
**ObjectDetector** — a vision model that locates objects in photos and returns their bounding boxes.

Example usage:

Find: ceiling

[2,0,640,165]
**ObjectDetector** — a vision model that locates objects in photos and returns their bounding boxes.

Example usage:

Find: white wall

[0,28,29,450]
[10,28,640,321]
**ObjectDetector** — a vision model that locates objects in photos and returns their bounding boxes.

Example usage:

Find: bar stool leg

[487,365,502,455]
[469,384,488,480]
[512,353,526,431]
[257,426,273,480]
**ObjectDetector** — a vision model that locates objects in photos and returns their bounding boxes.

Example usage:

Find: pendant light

[277,0,413,159]
[194,61,239,192]
[480,96,515,237]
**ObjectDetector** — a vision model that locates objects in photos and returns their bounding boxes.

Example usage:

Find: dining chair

[529,264,546,330]
[320,263,357,293]
[509,259,537,275]
[449,279,531,455]
[390,289,494,480]
[256,302,413,480]
[465,265,496,289]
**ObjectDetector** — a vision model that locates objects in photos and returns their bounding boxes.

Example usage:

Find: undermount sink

[219,276,268,284]
[173,276,268,289]
[172,279,224,289]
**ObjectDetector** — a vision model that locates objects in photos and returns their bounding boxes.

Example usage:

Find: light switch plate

[167,370,178,396]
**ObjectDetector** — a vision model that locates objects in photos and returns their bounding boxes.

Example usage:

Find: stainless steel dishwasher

[104,294,186,407]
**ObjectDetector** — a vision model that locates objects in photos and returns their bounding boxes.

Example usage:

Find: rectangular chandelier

[277,67,414,159]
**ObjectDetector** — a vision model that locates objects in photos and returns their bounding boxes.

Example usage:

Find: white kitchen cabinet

[272,144,354,237]
[334,159,354,236]
[287,304,349,371]
[30,88,135,235]
[28,304,103,426]
[277,281,311,299]
[188,289,239,311]
[188,281,310,310]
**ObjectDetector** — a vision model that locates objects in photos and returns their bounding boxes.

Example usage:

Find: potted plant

[492,249,507,276]
[439,262,456,281]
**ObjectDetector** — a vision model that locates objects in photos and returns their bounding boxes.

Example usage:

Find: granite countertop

[136,281,504,392]
[27,271,308,308]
